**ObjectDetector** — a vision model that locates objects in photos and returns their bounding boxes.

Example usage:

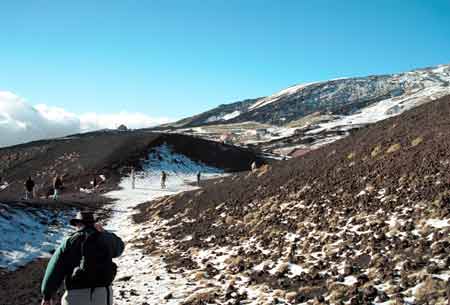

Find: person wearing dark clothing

[161,171,167,189]
[41,211,124,305]
[25,176,35,200]
[53,176,63,200]
[196,171,201,186]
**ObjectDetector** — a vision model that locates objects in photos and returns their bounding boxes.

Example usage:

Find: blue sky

[1,0,449,119]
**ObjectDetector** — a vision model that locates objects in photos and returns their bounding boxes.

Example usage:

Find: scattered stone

[116,275,133,282]
[164,293,173,300]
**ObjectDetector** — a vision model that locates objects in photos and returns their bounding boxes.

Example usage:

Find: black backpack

[69,230,117,288]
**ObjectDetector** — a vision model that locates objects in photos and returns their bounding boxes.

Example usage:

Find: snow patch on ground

[0,182,9,191]
[222,110,241,121]
[425,218,450,229]
[249,82,321,111]
[206,110,242,123]
[0,203,75,270]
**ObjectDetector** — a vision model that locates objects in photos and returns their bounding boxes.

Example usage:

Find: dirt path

[102,146,224,304]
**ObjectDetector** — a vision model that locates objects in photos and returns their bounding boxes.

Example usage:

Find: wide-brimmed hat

[70,211,97,226]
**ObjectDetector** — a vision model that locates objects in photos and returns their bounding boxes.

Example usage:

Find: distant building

[246,128,267,136]
[220,133,234,144]
[117,124,128,131]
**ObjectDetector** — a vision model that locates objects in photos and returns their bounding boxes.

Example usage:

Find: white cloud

[0,91,173,148]
[79,111,171,131]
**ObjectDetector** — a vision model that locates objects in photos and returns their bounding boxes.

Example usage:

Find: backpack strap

[80,232,89,258]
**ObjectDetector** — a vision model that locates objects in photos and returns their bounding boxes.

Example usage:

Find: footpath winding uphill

[104,145,224,304]
[0,133,257,305]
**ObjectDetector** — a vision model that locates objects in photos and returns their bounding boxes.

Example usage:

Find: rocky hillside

[169,64,450,128]
[134,95,450,304]
[161,98,260,129]
[0,131,260,201]
[162,64,450,158]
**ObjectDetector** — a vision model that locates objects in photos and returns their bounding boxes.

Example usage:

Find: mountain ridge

[167,63,450,128]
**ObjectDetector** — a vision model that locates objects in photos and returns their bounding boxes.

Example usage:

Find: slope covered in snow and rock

[164,64,450,156]
[0,202,75,270]
[135,95,450,304]
[171,64,450,128]
[1,64,450,305]
[0,131,259,203]
[0,132,258,305]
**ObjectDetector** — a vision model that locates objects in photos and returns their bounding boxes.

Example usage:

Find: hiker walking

[131,168,136,190]
[25,176,35,200]
[41,211,124,305]
[196,171,201,186]
[161,170,167,189]
[93,175,98,188]
[53,175,63,200]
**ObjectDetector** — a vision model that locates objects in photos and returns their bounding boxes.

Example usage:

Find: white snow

[288,263,308,276]
[0,203,75,270]
[306,85,450,135]
[249,82,321,110]
[206,110,241,123]
[103,144,223,304]
[425,218,450,229]
[342,275,358,286]
[222,110,241,121]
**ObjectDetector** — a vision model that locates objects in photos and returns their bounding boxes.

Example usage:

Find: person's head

[74,222,85,230]
[70,211,96,229]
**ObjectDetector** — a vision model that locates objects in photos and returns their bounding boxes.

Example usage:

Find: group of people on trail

[39,168,209,304]
[41,211,124,305]
[22,175,63,201]
[130,169,202,190]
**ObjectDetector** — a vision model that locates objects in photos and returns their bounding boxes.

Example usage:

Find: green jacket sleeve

[41,237,70,300]
[105,231,125,258]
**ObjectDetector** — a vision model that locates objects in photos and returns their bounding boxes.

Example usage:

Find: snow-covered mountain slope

[306,85,449,135]
[248,81,323,111]
[0,203,74,270]
[160,98,259,128]
[162,64,450,155]
[167,63,450,129]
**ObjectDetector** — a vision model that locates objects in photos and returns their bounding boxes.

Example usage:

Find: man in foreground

[41,211,125,305]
